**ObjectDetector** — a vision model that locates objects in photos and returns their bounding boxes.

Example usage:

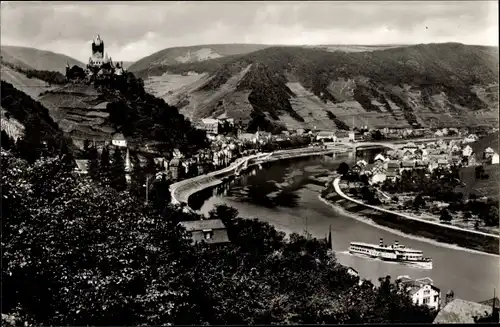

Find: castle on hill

[66,34,126,81]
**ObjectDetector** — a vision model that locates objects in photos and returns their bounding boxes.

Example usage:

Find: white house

[374,153,386,164]
[491,153,499,165]
[371,172,387,185]
[201,118,220,135]
[463,134,479,143]
[483,147,495,159]
[356,159,368,168]
[316,131,337,141]
[348,131,355,141]
[112,133,127,147]
[397,276,441,311]
[462,145,473,157]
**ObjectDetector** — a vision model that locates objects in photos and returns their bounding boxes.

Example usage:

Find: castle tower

[89,34,104,68]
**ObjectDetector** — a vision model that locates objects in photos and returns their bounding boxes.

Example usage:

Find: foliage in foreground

[2,150,437,325]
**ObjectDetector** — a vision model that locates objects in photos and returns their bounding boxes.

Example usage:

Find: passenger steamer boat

[349,238,433,269]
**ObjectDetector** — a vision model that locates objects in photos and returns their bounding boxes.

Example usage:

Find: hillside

[141,43,499,132]
[0,64,56,100]
[37,72,207,154]
[37,83,116,145]
[128,44,273,73]
[1,45,84,73]
[1,80,70,155]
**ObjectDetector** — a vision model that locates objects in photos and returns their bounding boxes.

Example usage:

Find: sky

[1,1,498,63]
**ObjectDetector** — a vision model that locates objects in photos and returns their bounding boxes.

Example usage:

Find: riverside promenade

[170,146,349,206]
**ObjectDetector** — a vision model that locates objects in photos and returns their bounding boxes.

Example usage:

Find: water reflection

[188,155,351,211]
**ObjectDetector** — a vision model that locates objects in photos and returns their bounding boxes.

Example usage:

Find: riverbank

[326,177,499,255]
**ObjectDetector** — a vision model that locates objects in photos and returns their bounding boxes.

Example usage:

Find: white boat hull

[348,250,433,270]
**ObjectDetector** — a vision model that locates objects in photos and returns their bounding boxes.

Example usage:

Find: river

[190,154,499,303]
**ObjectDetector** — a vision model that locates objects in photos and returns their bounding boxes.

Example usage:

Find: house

[361,164,374,176]
[238,132,256,143]
[491,153,499,165]
[348,131,355,141]
[415,160,428,170]
[403,142,418,151]
[347,267,359,278]
[371,164,387,174]
[111,133,127,147]
[463,134,479,143]
[451,156,462,167]
[433,299,493,324]
[201,118,220,135]
[351,164,362,173]
[374,153,386,164]
[434,130,444,137]
[385,160,401,172]
[396,276,441,311]
[400,160,415,172]
[217,112,234,125]
[483,147,496,159]
[316,131,337,141]
[414,148,423,160]
[386,170,399,181]
[356,159,368,168]
[74,159,89,174]
[402,149,414,158]
[179,219,230,245]
[154,157,169,171]
[371,172,387,184]
[255,131,272,142]
[462,145,473,157]
[169,158,181,181]
[296,128,305,135]
[450,144,460,152]
[437,158,449,168]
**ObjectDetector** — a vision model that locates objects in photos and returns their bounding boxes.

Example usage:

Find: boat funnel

[394,240,399,247]
[379,238,384,247]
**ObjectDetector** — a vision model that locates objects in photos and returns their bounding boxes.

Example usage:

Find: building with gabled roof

[74,159,89,174]
[433,298,493,324]
[397,276,441,311]
[484,147,496,159]
[179,219,230,245]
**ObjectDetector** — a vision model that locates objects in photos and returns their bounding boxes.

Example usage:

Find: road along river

[190,154,500,303]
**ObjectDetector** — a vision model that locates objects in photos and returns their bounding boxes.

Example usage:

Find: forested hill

[138,43,499,132]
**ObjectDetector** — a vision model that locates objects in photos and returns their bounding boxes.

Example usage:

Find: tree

[149,174,171,213]
[110,147,127,191]
[337,162,349,176]
[1,130,13,150]
[88,146,100,181]
[475,165,485,179]
[83,139,91,158]
[130,155,146,199]
[371,130,383,141]
[18,114,43,163]
[463,211,472,222]
[98,146,112,184]
[480,205,499,227]
[440,209,452,222]
[413,194,426,209]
